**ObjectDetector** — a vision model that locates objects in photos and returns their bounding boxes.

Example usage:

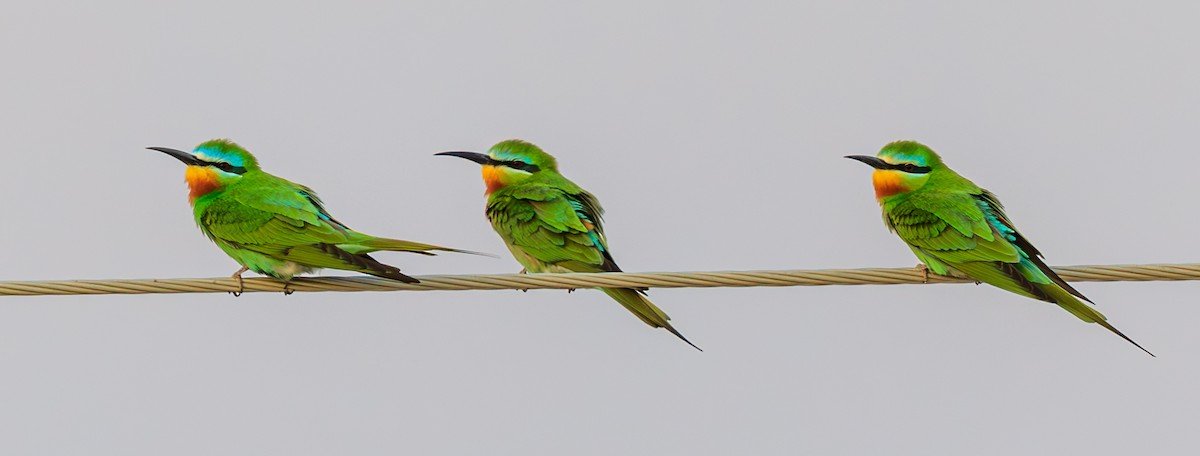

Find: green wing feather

[886,193,1050,302]
[199,184,350,249]
[488,184,614,272]
[197,179,417,282]
[487,182,698,349]
[886,189,1151,355]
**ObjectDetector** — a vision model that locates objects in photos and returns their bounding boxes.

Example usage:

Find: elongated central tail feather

[600,287,701,351]
[1038,283,1154,357]
[343,235,492,257]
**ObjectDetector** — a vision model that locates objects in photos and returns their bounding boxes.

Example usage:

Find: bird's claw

[914,263,980,284]
[230,266,249,297]
[518,269,529,291]
[282,284,295,296]
[567,288,576,293]
[915,264,930,284]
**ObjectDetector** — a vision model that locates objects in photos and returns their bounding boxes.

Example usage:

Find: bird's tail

[600,287,701,351]
[281,244,420,283]
[1038,282,1154,357]
[350,256,421,283]
[341,234,492,257]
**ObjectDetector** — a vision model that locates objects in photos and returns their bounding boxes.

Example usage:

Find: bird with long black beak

[437,139,701,350]
[150,138,482,294]
[846,140,1152,356]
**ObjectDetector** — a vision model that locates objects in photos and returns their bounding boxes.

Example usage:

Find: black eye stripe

[503,160,540,173]
[207,161,248,175]
[886,162,931,174]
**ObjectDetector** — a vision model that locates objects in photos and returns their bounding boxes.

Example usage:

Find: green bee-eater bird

[437,140,699,350]
[151,139,473,293]
[847,140,1152,356]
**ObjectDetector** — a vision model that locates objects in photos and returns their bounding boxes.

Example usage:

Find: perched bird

[151,139,473,294]
[437,140,699,350]
[846,140,1152,356]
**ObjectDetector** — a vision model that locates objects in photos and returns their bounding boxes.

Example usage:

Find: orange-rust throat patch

[185,166,221,203]
[482,165,506,194]
[871,170,909,199]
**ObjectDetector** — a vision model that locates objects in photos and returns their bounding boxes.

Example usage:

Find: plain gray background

[1,1,1197,454]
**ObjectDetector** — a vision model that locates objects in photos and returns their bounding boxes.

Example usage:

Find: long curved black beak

[148,147,204,166]
[845,155,888,169]
[435,151,495,166]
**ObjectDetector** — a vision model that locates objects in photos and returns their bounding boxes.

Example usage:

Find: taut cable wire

[2,263,1199,297]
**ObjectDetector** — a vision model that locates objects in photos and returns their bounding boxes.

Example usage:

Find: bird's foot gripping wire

[915,263,931,284]
[915,263,981,285]
[282,283,295,296]
[230,266,249,297]
[517,268,528,292]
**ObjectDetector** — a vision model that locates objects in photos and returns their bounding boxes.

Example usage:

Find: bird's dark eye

[208,161,247,174]
[902,163,917,172]
[507,160,539,172]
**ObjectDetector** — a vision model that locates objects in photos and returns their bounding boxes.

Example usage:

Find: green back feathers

[478,139,697,348]
[864,141,1151,354]
[180,139,467,283]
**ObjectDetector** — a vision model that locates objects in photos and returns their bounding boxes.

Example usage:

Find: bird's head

[846,140,944,200]
[436,139,557,194]
[149,139,260,203]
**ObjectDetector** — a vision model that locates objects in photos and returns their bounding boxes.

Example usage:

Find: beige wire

[2,263,1198,297]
